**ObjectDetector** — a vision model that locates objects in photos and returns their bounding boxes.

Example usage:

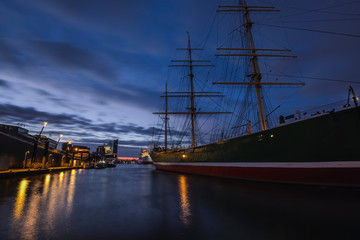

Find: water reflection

[8,170,78,239]
[42,174,51,196]
[2,165,359,240]
[59,171,64,182]
[46,173,59,231]
[66,169,76,214]
[13,179,29,220]
[178,175,191,224]
[23,181,41,240]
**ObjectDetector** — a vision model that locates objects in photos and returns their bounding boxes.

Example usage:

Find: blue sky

[0,0,359,157]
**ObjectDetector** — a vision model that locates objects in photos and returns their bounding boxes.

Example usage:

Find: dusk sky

[0,0,359,157]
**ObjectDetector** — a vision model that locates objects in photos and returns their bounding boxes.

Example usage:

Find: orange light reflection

[13,179,29,220]
[66,169,76,214]
[22,182,41,240]
[42,174,51,196]
[178,175,191,224]
[59,172,64,182]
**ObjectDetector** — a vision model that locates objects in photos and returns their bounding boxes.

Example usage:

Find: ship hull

[151,107,360,186]
[155,161,360,186]
[138,161,154,165]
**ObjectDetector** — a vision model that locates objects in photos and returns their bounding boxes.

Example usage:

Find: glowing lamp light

[38,121,48,137]
[182,154,187,158]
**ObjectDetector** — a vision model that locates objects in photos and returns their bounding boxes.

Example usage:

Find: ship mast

[154,33,231,149]
[164,82,169,151]
[187,33,196,148]
[242,0,267,131]
[214,0,302,132]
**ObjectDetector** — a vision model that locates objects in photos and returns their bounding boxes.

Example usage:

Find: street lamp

[38,121,48,137]
[31,121,48,164]
[56,134,63,149]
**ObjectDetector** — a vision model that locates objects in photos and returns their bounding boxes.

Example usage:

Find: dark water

[0,165,360,240]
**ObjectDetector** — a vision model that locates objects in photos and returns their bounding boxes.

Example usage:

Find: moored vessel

[95,160,107,169]
[138,149,154,165]
[151,0,360,186]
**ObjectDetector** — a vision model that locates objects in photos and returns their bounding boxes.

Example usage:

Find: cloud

[5,0,150,42]
[29,40,117,80]
[0,103,159,144]
[0,37,163,111]
[0,38,117,83]
[0,78,10,88]
[88,83,162,110]
[0,39,26,67]
[34,88,53,97]
[0,103,91,126]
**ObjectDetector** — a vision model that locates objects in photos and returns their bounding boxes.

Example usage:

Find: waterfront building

[72,145,90,165]
[96,139,118,159]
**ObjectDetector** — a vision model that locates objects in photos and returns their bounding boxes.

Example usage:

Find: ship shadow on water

[151,168,360,240]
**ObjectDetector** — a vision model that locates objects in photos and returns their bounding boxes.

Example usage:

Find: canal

[0,164,360,240]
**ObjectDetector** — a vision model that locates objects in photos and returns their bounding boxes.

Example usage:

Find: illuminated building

[72,145,90,162]
[96,139,118,159]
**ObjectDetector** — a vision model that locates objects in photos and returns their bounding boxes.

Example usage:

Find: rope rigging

[256,23,360,38]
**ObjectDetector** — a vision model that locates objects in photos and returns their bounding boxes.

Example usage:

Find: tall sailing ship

[150,0,360,186]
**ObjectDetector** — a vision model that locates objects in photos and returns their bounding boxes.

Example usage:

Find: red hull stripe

[154,161,360,186]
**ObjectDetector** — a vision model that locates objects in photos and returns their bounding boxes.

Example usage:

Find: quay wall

[0,131,64,170]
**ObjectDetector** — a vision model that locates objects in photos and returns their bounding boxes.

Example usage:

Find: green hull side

[151,108,360,163]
